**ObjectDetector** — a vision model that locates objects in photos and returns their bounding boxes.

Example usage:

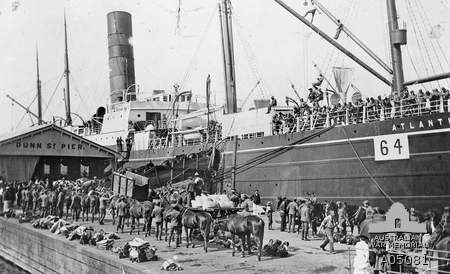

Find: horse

[81,194,91,222]
[128,199,144,235]
[219,214,265,261]
[181,208,212,252]
[142,201,154,237]
[89,193,99,223]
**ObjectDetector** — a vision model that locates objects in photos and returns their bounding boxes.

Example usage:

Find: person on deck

[266,96,278,113]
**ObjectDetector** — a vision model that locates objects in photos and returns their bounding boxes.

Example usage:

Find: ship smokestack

[107,11,136,103]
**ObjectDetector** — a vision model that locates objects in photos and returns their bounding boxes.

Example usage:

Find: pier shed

[0,124,117,182]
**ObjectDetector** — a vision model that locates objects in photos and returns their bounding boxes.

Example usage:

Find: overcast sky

[1,0,449,134]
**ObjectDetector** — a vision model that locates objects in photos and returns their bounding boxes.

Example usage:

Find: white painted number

[374,134,410,161]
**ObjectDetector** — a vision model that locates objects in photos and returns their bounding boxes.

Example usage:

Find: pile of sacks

[191,194,234,209]
[116,238,157,263]
[262,239,290,257]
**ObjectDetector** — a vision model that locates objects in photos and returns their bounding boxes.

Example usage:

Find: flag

[332,67,354,104]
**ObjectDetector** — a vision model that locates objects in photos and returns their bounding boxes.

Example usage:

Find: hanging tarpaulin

[332,67,354,104]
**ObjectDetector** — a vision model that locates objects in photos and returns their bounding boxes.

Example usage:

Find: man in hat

[266,96,277,113]
[287,198,298,233]
[57,188,65,218]
[266,201,273,229]
[279,197,288,232]
[409,208,419,222]
[152,201,164,240]
[362,200,374,219]
[319,209,336,254]
[39,190,50,218]
[300,201,312,240]
[116,196,127,233]
[99,193,109,225]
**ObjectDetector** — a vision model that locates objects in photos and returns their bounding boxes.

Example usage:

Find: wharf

[0,215,350,274]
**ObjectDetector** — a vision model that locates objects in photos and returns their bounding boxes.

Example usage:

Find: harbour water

[0,256,28,274]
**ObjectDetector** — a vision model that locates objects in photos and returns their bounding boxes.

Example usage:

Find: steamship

[72,1,450,210]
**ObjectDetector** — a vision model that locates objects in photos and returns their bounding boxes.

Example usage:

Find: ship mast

[36,46,43,125]
[219,0,237,114]
[63,12,72,126]
[386,0,407,97]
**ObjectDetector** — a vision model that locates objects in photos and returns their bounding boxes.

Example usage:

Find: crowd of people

[271,87,450,135]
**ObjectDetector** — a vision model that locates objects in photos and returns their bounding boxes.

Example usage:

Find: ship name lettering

[392,116,450,131]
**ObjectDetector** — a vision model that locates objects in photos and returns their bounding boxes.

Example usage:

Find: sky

[0,0,449,134]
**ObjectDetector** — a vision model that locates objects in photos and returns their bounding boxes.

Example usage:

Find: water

[0,256,29,274]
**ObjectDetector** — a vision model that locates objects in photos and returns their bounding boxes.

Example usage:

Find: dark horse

[181,208,213,252]
[142,201,154,237]
[221,214,265,261]
[128,198,144,235]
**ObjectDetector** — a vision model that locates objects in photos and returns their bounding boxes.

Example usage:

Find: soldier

[287,199,298,233]
[65,190,72,219]
[99,193,109,225]
[251,190,261,215]
[193,172,204,196]
[300,201,312,240]
[279,197,287,232]
[32,186,40,215]
[116,197,127,233]
[266,201,273,230]
[39,190,49,218]
[21,186,29,213]
[57,189,65,218]
[319,209,337,254]
[152,201,164,240]
[71,190,82,221]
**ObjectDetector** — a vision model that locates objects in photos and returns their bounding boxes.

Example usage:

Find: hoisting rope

[341,127,394,205]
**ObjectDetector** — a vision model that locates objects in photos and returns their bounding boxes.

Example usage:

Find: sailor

[266,96,278,113]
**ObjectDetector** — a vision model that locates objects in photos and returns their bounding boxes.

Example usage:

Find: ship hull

[127,112,450,210]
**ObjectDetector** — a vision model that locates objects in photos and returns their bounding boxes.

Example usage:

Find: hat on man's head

[194,172,199,176]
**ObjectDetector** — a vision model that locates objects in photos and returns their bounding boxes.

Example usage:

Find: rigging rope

[413,0,450,87]
[405,46,427,90]
[341,127,394,204]
[406,0,440,88]
[43,72,64,115]
[15,95,38,130]
[232,11,269,98]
